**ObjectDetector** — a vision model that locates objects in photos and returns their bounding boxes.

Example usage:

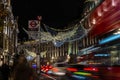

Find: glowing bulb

[112,0,116,6]
[103,7,108,11]
[92,18,96,24]
[97,9,102,16]
[103,2,108,11]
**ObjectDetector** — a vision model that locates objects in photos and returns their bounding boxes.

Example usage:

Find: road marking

[41,73,57,80]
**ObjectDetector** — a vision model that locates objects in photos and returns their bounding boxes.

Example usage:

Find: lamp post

[36,16,42,75]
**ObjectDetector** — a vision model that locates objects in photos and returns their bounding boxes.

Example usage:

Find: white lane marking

[41,73,57,80]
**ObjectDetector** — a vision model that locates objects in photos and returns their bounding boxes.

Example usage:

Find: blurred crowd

[0,54,39,80]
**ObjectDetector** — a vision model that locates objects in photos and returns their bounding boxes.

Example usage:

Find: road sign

[28,20,39,30]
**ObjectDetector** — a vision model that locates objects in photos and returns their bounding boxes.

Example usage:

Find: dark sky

[11,0,85,41]
[11,0,85,28]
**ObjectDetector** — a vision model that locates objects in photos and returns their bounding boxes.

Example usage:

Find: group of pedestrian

[0,54,39,80]
[12,54,39,80]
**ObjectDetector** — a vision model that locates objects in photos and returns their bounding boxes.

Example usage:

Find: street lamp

[36,16,42,75]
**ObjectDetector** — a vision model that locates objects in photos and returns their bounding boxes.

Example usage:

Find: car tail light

[66,68,78,72]
[49,66,53,69]
[84,67,99,72]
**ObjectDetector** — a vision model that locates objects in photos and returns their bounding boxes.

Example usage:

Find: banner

[28,20,39,31]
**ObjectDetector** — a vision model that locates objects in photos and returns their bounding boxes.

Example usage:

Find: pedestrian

[1,62,10,80]
[13,55,38,80]
[0,65,3,80]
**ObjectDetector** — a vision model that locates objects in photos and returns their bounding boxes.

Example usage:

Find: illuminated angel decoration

[24,22,88,47]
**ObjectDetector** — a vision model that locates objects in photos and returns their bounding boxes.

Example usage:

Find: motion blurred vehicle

[76,39,120,80]
[49,62,67,76]
[97,65,120,80]
[41,65,53,73]
[66,64,100,80]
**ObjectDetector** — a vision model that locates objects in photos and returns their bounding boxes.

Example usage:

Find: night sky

[11,0,85,41]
